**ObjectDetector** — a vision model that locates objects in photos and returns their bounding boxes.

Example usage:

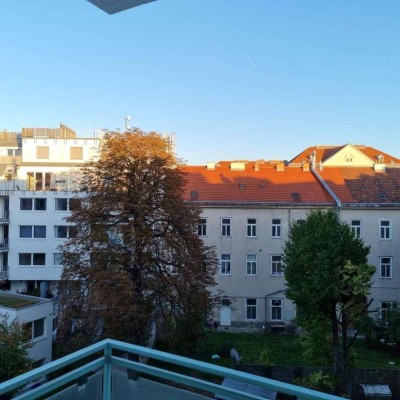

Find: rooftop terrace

[0,338,344,400]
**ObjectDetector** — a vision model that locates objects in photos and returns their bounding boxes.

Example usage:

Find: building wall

[0,294,54,364]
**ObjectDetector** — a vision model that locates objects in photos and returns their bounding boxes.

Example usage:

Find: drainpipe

[311,164,342,214]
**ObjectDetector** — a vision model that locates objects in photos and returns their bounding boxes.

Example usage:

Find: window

[54,226,76,239]
[20,198,47,210]
[246,299,257,320]
[19,226,46,239]
[272,219,281,237]
[24,318,45,341]
[380,302,393,320]
[247,218,256,237]
[246,255,257,275]
[271,255,283,276]
[221,218,231,236]
[220,254,231,275]
[380,220,391,240]
[36,146,49,159]
[53,253,63,266]
[380,257,392,278]
[271,299,282,321]
[27,172,51,191]
[351,220,361,239]
[198,218,207,236]
[19,253,46,266]
[55,198,68,211]
[70,146,83,160]
[55,198,81,211]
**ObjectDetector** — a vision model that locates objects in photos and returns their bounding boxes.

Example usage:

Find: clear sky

[1,0,400,164]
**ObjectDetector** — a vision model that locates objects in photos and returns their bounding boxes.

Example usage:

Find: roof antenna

[125,115,131,132]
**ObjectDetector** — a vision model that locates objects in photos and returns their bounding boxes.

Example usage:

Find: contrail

[245,51,262,75]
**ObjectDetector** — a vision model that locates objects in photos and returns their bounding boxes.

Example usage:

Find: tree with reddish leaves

[58,129,217,351]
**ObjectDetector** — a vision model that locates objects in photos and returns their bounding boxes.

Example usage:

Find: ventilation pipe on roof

[311,150,316,170]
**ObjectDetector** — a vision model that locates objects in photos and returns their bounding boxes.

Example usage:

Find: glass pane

[34,226,46,238]
[19,253,32,265]
[33,319,44,338]
[20,198,33,210]
[20,226,32,238]
[34,198,47,210]
[33,253,45,265]
[55,199,68,211]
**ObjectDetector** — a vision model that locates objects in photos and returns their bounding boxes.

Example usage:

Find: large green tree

[0,314,31,383]
[283,210,375,394]
[58,129,217,351]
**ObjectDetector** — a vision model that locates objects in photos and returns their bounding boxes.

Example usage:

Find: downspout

[310,152,341,213]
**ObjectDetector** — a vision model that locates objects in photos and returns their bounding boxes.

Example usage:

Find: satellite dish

[230,348,242,364]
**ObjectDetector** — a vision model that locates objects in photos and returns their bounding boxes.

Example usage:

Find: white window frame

[19,225,46,239]
[272,218,282,238]
[246,298,257,320]
[198,218,207,236]
[54,225,76,239]
[53,253,63,266]
[246,254,257,276]
[380,301,393,320]
[271,299,282,321]
[380,219,392,240]
[380,256,392,278]
[220,254,231,275]
[351,220,361,239]
[221,218,231,237]
[271,255,283,276]
[18,253,46,266]
[24,318,46,341]
[246,218,257,238]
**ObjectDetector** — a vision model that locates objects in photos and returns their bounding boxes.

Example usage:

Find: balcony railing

[0,338,344,400]
[0,270,7,280]
[0,210,9,223]
[0,239,8,252]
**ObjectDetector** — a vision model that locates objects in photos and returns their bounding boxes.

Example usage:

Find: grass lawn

[192,331,400,370]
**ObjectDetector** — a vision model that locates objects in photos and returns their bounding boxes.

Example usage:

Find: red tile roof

[318,167,400,204]
[291,145,400,165]
[182,162,335,204]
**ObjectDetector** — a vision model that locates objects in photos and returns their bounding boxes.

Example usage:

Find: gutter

[311,167,342,210]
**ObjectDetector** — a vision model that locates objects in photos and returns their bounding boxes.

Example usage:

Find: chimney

[206,162,216,170]
[311,150,316,169]
[276,162,285,172]
[302,162,310,172]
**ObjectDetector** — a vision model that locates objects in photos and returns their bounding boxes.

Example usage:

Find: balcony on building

[0,338,343,400]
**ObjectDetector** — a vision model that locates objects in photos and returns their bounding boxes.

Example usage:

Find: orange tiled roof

[291,145,400,165]
[319,167,400,204]
[182,162,335,204]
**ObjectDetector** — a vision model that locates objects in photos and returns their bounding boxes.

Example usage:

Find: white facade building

[0,291,54,365]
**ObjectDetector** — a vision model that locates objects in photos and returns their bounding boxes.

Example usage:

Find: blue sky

[1,0,400,164]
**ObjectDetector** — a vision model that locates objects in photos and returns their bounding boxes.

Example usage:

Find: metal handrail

[0,338,344,400]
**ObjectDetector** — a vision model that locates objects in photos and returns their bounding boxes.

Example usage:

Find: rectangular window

[271,299,282,321]
[19,226,46,239]
[36,146,49,159]
[271,255,283,276]
[35,198,47,210]
[53,253,63,266]
[220,254,231,275]
[380,302,392,320]
[24,318,45,341]
[221,218,231,236]
[18,253,46,266]
[247,218,256,237]
[380,256,392,278]
[54,226,68,239]
[246,299,257,320]
[380,220,391,240]
[272,219,282,237]
[70,147,83,160]
[20,198,33,210]
[246,255,257,275]
[198,218,207,236]
[351,220,361,239]
[55,198,68,211]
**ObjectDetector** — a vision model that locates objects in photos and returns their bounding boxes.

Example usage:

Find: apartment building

[0,130,398,329]
[183,144,400,328]
[0,124,102,296]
